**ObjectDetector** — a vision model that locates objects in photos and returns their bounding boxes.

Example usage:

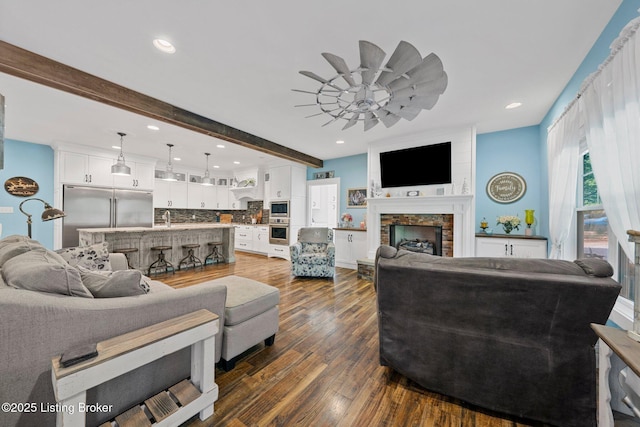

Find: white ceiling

[0,0,621,172]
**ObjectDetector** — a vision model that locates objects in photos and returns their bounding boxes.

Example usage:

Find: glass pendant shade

[201,153,214,186]
[162,143,178,181]
[111,132,132,176]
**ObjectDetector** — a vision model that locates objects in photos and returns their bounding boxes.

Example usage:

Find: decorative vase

[525,209,535,236]
[503,223,513,234]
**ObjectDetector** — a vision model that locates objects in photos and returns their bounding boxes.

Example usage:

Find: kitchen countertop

[77,223,235,233]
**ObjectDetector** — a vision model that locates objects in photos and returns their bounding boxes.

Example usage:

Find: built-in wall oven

[269,217,290,245]
[269,200,289,217]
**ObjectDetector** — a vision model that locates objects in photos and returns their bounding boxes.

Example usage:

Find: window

[577,152,608,260]
[577,150,634,299]
[581,152,601,206]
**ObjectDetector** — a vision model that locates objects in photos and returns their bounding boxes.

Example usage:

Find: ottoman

[211,276,280,371]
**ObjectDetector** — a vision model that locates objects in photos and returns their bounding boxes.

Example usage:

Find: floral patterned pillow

[56,242,112,271]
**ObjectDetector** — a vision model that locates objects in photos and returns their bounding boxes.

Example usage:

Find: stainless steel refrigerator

[62,185,153,247]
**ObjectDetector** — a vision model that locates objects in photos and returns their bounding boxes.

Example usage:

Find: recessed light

[147,125,160,131]
[336,140,345,144]
[112,145,121,150]
[233,161,240,165]
[217,144,225,148]
[505,102,522,110]
[213,165,220,169]
[153,39,176,54]
[174,157,181,161]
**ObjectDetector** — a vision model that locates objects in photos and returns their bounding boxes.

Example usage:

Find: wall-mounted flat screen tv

[380,142,452,188]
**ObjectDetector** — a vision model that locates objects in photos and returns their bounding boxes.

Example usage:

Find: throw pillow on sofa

[56,242,112,271]
[0,235,44,266]
[76,266,150,298]
[2,248,93,298]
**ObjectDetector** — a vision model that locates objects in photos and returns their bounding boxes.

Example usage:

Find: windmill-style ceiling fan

[294,40,448,131]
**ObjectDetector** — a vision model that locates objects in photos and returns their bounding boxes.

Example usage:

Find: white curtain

[547,106,581,259]
[580,16,640,259]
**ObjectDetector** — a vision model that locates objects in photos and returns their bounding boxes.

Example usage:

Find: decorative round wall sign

[486,172,526,204]
[4,176,39,197]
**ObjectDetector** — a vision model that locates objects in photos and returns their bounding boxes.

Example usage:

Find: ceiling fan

[294,40,448,131]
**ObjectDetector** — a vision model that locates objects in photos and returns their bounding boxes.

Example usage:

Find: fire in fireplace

[389,224,443,256]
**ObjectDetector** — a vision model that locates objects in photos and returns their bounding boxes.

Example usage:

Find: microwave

[269,200,289,217]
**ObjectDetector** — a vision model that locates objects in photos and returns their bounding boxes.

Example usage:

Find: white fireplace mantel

[366,195,474,259]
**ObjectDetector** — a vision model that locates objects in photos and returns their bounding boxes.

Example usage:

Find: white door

[307,178,340,228]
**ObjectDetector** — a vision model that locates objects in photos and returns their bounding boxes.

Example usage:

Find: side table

[51,309,219,427]
[592,323,640,426]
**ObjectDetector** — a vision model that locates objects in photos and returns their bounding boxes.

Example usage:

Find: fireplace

[390,224,443,256]
[381,213,453,257]
[366,195,474,258]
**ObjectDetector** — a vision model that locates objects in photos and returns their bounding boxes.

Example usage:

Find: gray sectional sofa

[375,245,621,427]
[0,235,227,427]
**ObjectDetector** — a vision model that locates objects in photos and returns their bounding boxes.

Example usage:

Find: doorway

[307,178,339,229]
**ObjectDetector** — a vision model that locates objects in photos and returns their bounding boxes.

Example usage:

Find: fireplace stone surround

[366,195,474,259]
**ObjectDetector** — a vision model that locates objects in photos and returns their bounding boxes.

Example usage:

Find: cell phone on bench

[60,343,98,367]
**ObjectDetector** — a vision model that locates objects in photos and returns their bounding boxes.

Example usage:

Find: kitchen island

[78,224,235,272]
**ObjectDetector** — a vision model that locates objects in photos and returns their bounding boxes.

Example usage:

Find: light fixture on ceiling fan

[294,40,448,131]
[201,153,214,186]
[162,143,178,181]
[111,132,131,176]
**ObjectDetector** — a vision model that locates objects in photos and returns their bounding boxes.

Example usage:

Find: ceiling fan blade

[414,73,448,96]
[377,110,402,128]
[364,112,379,131]
[291,88,318,95]
[387,77,412,93]
[396,106,422,121]
[405,53,444,85]
[376,41,422,86]
[299,70,329,84]
[299,70,344,91]
[342,113,360,130]
[359,40,386,85]
[321,53,356,87]
[408,95,439,110]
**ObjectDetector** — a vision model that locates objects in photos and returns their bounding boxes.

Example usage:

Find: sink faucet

[163,210,171,228]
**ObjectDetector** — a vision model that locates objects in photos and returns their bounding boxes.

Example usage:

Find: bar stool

[148,246,174,275]
[112,247,138,269]
[179,243,203,270]
[205,241,225,265]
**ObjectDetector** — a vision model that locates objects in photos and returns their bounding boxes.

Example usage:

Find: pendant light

[201,152,214,186]
[111,132,131,176]
[162,143,178,181]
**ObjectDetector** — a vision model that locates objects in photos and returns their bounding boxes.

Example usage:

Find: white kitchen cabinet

[229,196,248,210]
[215,178,230,210]
[153,179,188,208]
[254,226,269,253]
[187,182,217,209]
[267,165,306,201]
[334,229,368,269]
[60,152,114,186]
[112,161,155,190]
[475,235,547,258]
[234,225,254,251]
[235,225,269,254]
[269,244,290,260]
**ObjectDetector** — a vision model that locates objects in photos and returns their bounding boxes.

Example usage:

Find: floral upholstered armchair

[290,227,335,277]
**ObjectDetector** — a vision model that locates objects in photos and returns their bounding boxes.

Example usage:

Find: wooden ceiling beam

[0,41,323,168]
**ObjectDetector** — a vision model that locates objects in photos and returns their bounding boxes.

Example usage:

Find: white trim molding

[366,194,474,259]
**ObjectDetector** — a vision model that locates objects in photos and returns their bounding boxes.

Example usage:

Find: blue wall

[0,139,55,248]
[476,126,542,235]
[307,153,368,226]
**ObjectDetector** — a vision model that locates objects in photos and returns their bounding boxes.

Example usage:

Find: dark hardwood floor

[156,251,544,427]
